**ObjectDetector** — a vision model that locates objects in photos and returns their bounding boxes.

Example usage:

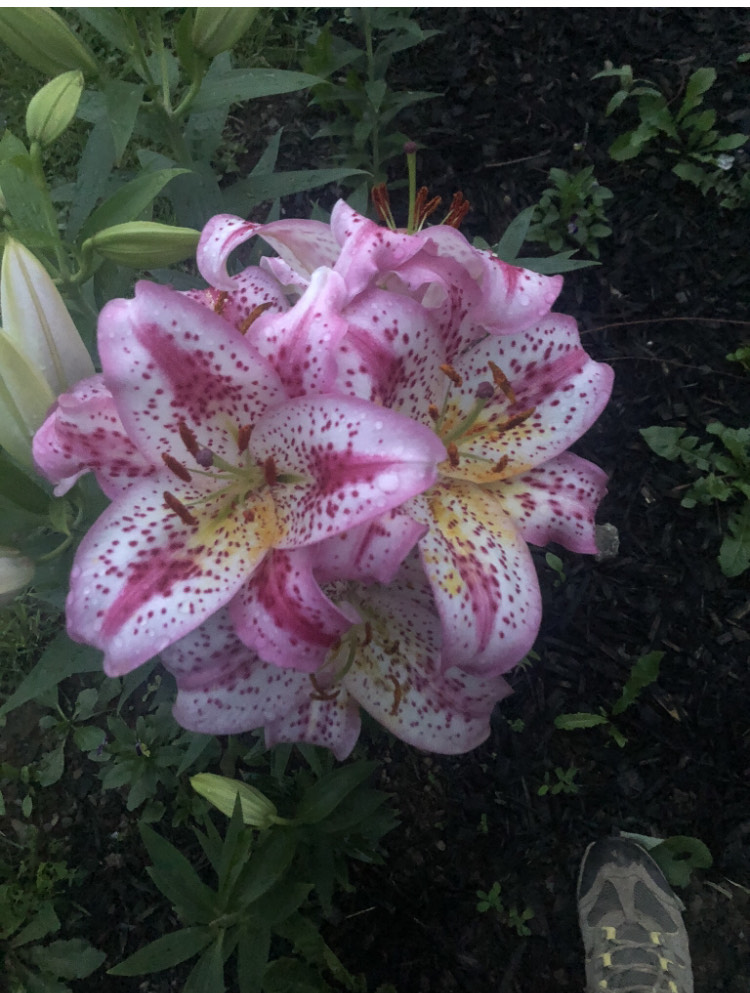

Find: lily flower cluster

[33,196,613,758]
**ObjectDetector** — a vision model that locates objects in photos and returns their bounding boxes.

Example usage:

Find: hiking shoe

[577,838,694,993]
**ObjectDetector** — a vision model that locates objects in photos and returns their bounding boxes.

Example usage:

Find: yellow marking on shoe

[601,952,612,967]
[668,983,678,993]
[650,931,662,945]
[603,926,617,940]
[598,981,608,990]
[659,955,672,971]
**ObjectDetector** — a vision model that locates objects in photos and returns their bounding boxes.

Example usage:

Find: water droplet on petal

[71,565,82,580]
[377,472,400,494]
[374,420,383,430]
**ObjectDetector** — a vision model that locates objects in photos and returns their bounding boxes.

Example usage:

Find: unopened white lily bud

[191,773,279,828]
[26,70,84,146]
[0,546,35,604]
[83,222,200,268]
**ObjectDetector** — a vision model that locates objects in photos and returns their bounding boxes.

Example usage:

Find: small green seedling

[476,881,534,937]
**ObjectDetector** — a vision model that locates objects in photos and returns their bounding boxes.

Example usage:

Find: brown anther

[413,186,442,229]
[439,363,463,387]
[309,672,340,702]
[163,491,198,526]
[386,673,404,717]
[428,403,441,422]
[208,289,228,315]
[487,360,516,403]
[497,407,535,434]
[237,301,274,335]
[372,182,396,227]
[447,442,460,467]
[161,453,192,483]
[362,622,373,647]
[178,421,200,457]
[237,424,252,454]
[493,455,509,474]
[442,191,471,229]
[263,456,277,486]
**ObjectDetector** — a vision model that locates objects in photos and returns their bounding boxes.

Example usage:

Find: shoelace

[596,931,687,993]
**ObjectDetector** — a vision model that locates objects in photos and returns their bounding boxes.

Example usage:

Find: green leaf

[221,168,367,215]
[0,633,101,718]
[0,457,50,514]
[676,67,717,121]
[650,836,712,888]
[77,168,190,243]
[296,761,377,824]
[492,206,536,262]
[36,740,66,787]
[263,956,331,993]
[639,426,713,470]
[191,69,321,113]
[237,924,270,993]
[0,156,57,238]
[27,939,105,980]
[611,651,663,716]
[554,712,610,731]
[183,938,226,993]
[10,902,60,948]
[232,828,299,909]
[275,913,357,989]
[512,252,599,274]
[714,133,748,151]
[65,117,117,241]
[108,926,213,976]
[103,79,145,163]
[140,824,218,924]
[718,505,750,577]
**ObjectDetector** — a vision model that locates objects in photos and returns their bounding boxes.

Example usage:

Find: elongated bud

[1,237,94,396]
[0,9,98,76]
[0,547,35,605]
[190,773,279,828]
[0,337,56,466]
[83,222,200,268]
[26,70,84,146]
[191,8,258,58]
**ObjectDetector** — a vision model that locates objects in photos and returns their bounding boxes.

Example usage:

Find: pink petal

[252,395,446,547]
[184,265,289,332]
[166,611,361,760]
[66,480,279,676]
[342,581,512,754]
[245,268,350,396]
[315,508,427,585]
[490,452,609,554]
[197,213,339,291]
[440,315,614,482]
[98,282,284,465]
[33,375,155,498]
[413,482,542,675]
[230,549,359,673]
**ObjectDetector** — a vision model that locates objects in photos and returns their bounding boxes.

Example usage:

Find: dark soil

[326,9,750,993]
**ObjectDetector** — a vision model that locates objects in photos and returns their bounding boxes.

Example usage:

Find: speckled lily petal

[343,582,512,754]
[184,265,289,332]
[489,453,609,554]
[98,282,285,464]
[253,395,446,548]
[438,315,614,483]
[413,481,542,674]
[245,268,349,396]
[230,549,359,672]
[197,213,339,291]
[66,481,279,677]
[315,509,427,585]
[167,610,361,760]
[33,375,155,498]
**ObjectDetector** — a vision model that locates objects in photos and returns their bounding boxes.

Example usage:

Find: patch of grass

[0,595,62,708]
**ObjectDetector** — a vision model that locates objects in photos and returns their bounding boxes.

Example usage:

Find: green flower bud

[0,9,99,77]
[191,8,258,58]
[0,547,35,605]
[26,71,84,146]
[83,222,200,269]
[190,773,279,828]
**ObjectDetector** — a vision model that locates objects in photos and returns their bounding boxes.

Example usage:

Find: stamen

[163,490,198,526]
[493,455,509,474]
[442,191,471,229]
[497,407,535,433]
[476,380,495,400]
[386,673,404,717]
[237,424,252,454]
[263,456,277,486]
[487,361,516,403]
[447,442,460,467]
[195,448,214,468]
[161,453,192,482]
[428,403,441,422]
[309,672,340,702]
[439,363,463,387]
[207,289,228,315]
[178,421,200,457]
[371,183,396,229]
[237,301,274,335]
[413,186,442,231]
[362,622,373,646]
